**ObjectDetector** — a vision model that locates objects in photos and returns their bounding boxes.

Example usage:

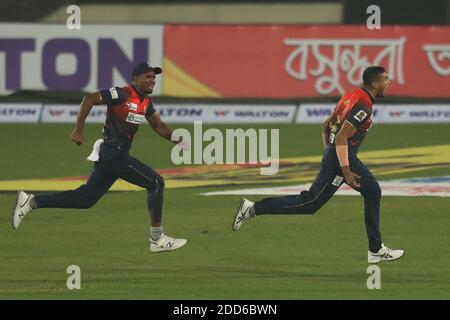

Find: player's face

[135,70,156,94]
[374,72,390,98]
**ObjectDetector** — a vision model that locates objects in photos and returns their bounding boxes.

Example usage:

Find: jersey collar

[361,86,376,103]
[129,84,146,101]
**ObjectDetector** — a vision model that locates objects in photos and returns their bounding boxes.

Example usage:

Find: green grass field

[1,123,450,299]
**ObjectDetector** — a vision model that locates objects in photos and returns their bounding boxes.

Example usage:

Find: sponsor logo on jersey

[127,103,138,111]
[126,112,145,124]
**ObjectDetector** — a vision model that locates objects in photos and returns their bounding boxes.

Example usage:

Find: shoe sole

[232,199,245,231]
[368,252,405,264]
[150,241,187,253]
[11,191,21,230]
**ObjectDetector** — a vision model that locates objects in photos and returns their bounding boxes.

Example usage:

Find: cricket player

[12,62,187,253]
[232,66,404,263]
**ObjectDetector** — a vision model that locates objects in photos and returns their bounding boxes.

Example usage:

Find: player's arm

[335,121,361,188]
[335,104,371,188]
[146,112,180,143]
[71,87,127,146]
[70,91,102,146]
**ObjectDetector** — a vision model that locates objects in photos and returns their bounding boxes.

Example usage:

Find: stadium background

[0,0,449,299]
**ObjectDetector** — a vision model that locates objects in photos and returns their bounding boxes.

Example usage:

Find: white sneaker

[232,198,255,231]
[368,243,404,263]
[12,191,34,230]
[150,233,187,253]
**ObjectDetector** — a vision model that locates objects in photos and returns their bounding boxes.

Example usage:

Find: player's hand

[70,130,84,146]
[342,167,361,188]
[178,138,190,151]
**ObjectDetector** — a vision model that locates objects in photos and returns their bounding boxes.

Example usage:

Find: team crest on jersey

[126,112,145,124]
[354,110,368,122]
[127,102,138,111]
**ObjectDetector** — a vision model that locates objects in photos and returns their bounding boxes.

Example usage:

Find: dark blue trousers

[254,145,382,252]
[35,143,165,224]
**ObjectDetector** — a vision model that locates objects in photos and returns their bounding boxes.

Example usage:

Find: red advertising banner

[163,25,450,98]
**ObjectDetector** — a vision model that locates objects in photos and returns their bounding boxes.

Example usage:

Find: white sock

[150,226,164,241]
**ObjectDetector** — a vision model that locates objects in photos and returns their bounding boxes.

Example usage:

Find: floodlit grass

[0,123,449,299]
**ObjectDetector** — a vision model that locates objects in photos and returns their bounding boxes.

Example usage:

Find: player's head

[362,66,390,98]
[131,62,162,94]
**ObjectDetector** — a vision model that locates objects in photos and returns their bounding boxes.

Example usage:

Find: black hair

[362,66,386,87]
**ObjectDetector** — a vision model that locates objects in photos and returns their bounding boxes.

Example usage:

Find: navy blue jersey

[99,84,156,152]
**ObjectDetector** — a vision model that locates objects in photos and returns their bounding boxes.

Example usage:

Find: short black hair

[363,66,386,87]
